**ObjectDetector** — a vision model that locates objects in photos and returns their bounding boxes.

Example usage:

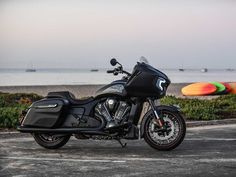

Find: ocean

[0,68,236,86]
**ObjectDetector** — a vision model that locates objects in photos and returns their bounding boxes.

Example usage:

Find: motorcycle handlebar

[107,68,131,76]
[107,70,114,73]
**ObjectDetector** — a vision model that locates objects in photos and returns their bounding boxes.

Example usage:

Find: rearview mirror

[110,58,117,66]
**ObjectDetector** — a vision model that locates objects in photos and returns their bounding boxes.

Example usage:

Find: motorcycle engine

[95,98,131,124]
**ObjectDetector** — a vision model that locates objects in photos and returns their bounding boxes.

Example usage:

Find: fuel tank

[95,80,127,98]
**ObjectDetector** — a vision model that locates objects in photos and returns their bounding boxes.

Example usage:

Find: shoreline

[0,83,189,97]
[0,83,219,99]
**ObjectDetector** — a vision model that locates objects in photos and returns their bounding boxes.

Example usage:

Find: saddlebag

[22,98,70,128]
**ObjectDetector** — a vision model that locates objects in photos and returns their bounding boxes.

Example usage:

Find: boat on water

[178,68,184,72]
[90,69,99,72]
[201,68,208,73]
[25,62,36,72]
[25,69,36,72]
[226,68,234,72]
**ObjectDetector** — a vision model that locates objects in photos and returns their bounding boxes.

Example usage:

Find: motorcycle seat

[47,91,94,105]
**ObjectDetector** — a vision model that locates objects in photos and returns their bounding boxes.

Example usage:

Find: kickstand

[116,139,127,148]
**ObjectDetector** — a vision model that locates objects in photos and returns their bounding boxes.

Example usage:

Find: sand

[0,85,103,98]
[0,83,218,99]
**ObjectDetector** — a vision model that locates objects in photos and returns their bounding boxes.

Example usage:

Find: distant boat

[25,62,36,72]
[226,68,234,72]
[25,69,36,72]
[90,69,99,72]
[179,62,184,72]
[201,68,208,73]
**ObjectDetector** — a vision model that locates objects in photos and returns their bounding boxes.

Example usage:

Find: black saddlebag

[22,98,70,128]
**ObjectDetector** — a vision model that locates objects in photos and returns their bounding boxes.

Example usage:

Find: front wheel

[32,133,71,149]
[143,108,186,151]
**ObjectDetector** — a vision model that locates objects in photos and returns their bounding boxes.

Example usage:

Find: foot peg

[116,139,127,148]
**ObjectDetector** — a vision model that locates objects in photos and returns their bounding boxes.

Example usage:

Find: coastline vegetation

[0,92,236,128]
[161,95,236,120]
[0,92,42,128]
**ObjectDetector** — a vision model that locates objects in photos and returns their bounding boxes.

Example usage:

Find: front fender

[140,105,181,138]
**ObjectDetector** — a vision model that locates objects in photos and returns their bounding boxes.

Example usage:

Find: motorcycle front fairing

[125,62,171,98]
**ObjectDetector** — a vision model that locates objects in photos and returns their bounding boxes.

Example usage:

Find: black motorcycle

[18,58,186,150]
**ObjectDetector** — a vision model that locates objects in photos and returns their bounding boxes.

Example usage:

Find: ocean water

[0,68,236,86]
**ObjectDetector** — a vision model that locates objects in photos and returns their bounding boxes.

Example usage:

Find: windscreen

[139,56,149,64]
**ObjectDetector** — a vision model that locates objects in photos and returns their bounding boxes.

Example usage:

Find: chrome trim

[35,104,58,109]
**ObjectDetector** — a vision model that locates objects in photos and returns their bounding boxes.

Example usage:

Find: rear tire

[143,108,186,151]
[32,133,71,149]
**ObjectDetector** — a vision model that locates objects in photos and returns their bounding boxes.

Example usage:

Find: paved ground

[0,124,236,177]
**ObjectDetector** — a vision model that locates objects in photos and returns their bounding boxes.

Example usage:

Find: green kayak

[210,82,226,94]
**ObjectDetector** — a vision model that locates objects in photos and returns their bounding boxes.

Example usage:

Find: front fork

[147,98,164,128]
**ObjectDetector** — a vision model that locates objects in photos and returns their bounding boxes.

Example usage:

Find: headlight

[156,78,166,91]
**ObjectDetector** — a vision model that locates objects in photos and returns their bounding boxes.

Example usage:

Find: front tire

[143,108,186,151]
[32,133,71,149]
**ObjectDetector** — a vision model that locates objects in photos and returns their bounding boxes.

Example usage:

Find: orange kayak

[182,82,217,96]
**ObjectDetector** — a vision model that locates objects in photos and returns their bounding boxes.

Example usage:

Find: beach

[0,83,203,98]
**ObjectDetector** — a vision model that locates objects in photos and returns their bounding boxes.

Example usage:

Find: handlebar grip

[113,71,118,76]
[107,70,114,73]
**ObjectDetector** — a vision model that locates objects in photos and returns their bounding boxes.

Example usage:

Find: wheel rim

[38,134,63,143]
[147,111,181,146]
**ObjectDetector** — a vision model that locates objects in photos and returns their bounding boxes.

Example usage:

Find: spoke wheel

[32,133,71,149]
[143,109,186,151]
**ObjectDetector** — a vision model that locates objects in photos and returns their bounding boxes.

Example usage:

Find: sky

[0,0,236,69]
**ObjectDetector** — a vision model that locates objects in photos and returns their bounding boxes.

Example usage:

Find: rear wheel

[32,133,71,149]
[143,108,186,151]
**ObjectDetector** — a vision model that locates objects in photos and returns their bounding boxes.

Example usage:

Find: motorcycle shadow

[35,139,186,158]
